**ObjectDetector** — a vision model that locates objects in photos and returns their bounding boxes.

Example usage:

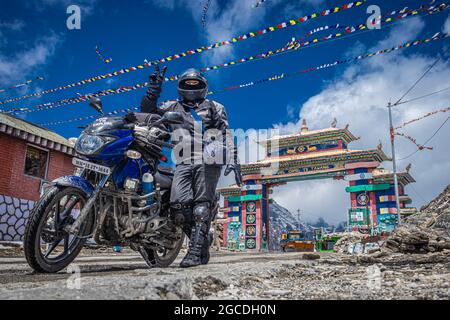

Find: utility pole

[297,209,301,230]
[365,190,374,236]
[388,102,402,225]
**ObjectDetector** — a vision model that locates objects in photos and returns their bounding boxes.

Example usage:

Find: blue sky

[1,0,449,223]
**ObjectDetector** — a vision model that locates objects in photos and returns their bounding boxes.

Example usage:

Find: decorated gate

[218,120,417,251]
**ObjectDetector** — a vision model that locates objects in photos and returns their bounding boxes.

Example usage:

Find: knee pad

[193,202,211,223]
[171,202,192,225]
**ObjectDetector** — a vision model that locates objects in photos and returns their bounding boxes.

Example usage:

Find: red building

[0,113,75,241]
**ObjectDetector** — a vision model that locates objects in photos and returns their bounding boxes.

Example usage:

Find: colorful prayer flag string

[9,3,446,116]
[395,132,434,150]
[95,45,113,64]
[0,0,368,107]
[202,0,212,28]
[37,32,450,127]
[288,1,448,48]
[208,32,448,96]
[395,107,450,129]
[285,23,348,48]
[0,76,44,94]
[39,107,140,126]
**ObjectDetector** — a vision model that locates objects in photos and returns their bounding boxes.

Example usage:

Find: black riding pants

[170,164,222,207]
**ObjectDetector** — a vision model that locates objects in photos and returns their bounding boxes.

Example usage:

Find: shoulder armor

[160,100,177,111]
[208,100,225,113]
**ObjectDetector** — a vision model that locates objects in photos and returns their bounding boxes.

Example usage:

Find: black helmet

[178,68,208,102]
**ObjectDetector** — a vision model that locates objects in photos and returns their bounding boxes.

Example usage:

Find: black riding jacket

[140,95,238,165]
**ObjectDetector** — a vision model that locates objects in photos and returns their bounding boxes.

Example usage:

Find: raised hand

[147,65,167,100]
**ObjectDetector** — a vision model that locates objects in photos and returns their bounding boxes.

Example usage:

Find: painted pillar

[239,182,263,252]
[241,192,247,252]
[255,199,263,251]
[222,198,229,249]
[263,184,271,252]
[260,184,268,252]
[345,161,381,232]
[367,168,378,230]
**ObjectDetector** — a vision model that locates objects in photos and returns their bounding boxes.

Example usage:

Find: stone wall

[0,194,34,241]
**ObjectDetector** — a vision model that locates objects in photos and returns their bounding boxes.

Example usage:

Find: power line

[393,48,449,106]
[398,115,450,161]
[395,85,450,106]
[410,183,427,203]
[388,38,449,223]
[421,115,450,146]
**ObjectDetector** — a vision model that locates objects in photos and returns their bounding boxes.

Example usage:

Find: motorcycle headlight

[75,134,115,155]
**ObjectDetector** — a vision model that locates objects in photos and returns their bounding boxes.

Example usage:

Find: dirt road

[0,249,449,300]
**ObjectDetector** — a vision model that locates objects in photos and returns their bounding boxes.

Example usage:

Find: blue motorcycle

[24,98,187,273]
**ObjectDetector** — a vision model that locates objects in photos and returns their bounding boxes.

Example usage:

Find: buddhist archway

[218,120,416,252]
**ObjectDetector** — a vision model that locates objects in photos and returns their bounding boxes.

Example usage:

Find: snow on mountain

[268,201,313,251]
[269,201,312,232]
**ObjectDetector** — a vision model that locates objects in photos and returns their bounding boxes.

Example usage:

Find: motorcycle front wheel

[139,228,185,268]
[24,187,95,273]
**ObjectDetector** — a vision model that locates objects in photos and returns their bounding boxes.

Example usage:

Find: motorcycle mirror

[162,111,183,124]
[89,97,103,114]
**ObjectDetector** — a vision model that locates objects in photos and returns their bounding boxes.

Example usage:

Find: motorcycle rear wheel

[24,187,94,273]
[139,229,185,268]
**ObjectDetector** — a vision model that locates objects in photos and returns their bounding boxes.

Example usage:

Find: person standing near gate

[140,66,242,268]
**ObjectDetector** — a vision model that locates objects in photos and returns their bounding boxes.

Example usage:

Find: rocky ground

[1,185,449,300]
[0,246,449,300]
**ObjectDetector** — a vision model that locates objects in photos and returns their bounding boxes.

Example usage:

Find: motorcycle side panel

[52,176,94,197]
[112,159,142,189]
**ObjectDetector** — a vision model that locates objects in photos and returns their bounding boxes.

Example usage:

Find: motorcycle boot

[180,203,211,268]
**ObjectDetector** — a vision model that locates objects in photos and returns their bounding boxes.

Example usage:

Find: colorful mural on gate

[218,119,417,251]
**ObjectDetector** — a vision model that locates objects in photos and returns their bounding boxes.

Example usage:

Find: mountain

[268,201,314,251]
[267,201,350,250]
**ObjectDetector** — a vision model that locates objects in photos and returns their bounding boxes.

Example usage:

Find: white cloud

[0,1,101,87]
[0,20,26,48]
[275,180,350,224]
[148,0,347,65]
[0,20,26,31]
[37,0,98,15]
[374,17,425,50]
[148,0,285,64]
[0,33,62,86]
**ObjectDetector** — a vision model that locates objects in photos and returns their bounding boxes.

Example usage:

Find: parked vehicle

[24,98,198,273]
[280,230,315,252]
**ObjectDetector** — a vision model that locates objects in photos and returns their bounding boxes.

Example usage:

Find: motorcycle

[24,98,198,273]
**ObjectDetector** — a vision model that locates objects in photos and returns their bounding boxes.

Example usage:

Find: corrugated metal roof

[0,113,71,147]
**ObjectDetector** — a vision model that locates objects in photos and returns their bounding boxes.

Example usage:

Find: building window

[24,146,48,179]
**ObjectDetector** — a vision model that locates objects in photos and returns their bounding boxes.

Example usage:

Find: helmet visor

[179,79,207,91]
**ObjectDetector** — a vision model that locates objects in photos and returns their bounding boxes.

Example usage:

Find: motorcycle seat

[158,167,174,176]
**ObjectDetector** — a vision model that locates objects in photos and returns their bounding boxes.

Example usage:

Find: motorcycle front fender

[52,176,94,197]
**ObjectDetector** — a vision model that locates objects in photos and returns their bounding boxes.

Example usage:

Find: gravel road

[0,249,449,300]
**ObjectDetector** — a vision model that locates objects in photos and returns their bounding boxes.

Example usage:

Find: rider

[140,66,242,268]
